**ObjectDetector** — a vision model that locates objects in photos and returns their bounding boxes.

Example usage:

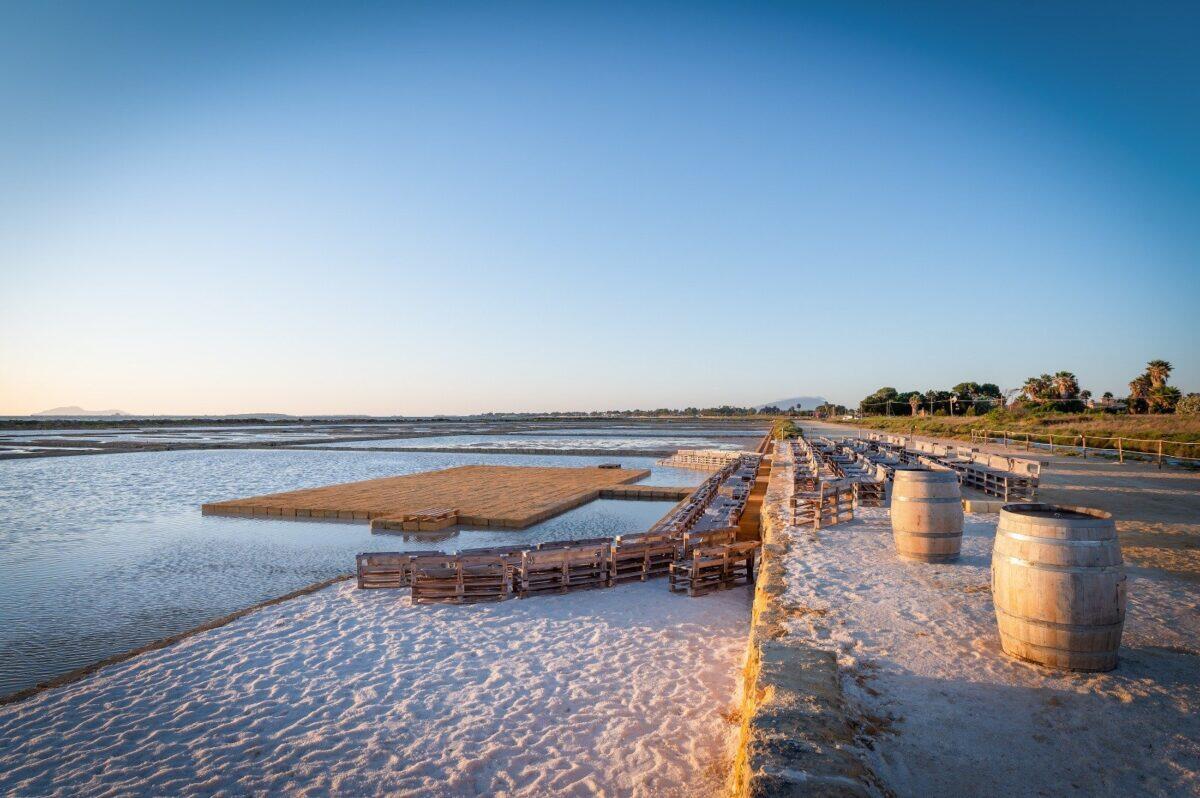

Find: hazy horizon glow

[2,1,1197,415]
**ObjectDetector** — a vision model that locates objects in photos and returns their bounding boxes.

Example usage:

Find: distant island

[34,406,129,417]
[756,396,828,412]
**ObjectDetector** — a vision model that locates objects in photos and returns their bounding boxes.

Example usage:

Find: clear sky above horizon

[1,1,1197,415]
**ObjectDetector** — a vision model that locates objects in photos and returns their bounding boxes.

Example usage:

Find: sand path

[784,508,1200,797]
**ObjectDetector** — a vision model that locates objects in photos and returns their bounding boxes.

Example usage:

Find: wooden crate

[792,485,855,529]
[410,554,510,604]
[518,545,609,597]
[609,532,678,584]
[355,550,443,589]
[456,544,528,574]
[853,480,887,507]
[668,541,760,597]
[355,551,407,589]
[537,536,613,551]
[400,507,459,532]
[681,527,736,557]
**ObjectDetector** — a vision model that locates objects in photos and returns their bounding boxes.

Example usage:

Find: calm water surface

[300,433,754,450]
[0,448,701,697]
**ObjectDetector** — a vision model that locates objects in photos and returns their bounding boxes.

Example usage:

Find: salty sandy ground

[804,419,1200,582]
[0,581,750,798]
[783,507,1200,797]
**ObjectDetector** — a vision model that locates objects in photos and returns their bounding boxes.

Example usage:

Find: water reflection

[0,448,694,698]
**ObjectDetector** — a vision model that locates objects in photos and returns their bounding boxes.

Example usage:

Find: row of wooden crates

[356,528,760,602]
[651,454,759,536]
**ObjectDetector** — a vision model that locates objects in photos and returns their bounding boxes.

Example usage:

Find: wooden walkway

[201,465,649,528]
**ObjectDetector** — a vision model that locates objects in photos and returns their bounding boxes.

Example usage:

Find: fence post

[1025,433,1030,451]
[1082,435,1087,458]
[1158,440,1163,470]
[1117,437,1123,464]
[1003,431,1008,448]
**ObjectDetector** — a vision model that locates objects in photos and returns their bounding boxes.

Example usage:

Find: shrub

[1178,394,1200,416]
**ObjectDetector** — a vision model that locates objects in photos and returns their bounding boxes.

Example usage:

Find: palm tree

[1051,371,1079,401]
[1149,385,1182,414]
[1128,374,1151,414]
[1146,360,1173,388]
[1022,375,1051,402]
[908,394,921,416]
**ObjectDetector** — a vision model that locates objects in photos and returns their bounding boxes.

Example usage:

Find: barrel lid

[1001,503,1112,523]
[894,468,956,481]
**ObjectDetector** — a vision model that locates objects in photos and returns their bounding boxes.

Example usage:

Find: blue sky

[1,1,1197,414]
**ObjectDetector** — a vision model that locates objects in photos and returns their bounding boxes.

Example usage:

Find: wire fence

[969,428,1200,467]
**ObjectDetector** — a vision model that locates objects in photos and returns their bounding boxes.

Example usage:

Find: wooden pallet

[356,551,407,589]
[355,550,442,589]
[410,554,511,604]
[680,527,736,557]
[537,537,613,551]
[456,544,527,573]
[668,541,760,596]
[518,545,609,597]
[852,480,887,507]
[609,532,678,584]
[792,484,855,529]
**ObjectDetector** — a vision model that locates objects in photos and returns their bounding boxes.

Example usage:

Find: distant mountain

[225,413,295,420]
[34,406,128,417]
[756,396,828,411]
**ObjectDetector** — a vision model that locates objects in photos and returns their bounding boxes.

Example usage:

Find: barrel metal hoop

[998,530,1111,546]
[998,555,1126,574]
[893,496,961,504]
[896,531,962,539]
[995,605,1125,631]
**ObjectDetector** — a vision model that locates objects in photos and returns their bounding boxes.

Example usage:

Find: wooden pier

[201,464,650,529]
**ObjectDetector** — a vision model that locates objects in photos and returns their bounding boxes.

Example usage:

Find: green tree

[859,386,898,415]
[1051,371,1080,401]
[1022,375,1052,402]
[1128,375,1152,414]
[1146,359,1174,388]
[1148,386,1182,414]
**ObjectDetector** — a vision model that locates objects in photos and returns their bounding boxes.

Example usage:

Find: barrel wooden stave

[992,504,1126,672]
[890,469,964,563]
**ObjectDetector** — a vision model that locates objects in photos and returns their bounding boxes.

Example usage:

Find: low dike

[730,444,877,797]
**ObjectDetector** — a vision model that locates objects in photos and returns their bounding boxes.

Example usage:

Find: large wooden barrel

[890,468,963,562]
[992,504,1125,671]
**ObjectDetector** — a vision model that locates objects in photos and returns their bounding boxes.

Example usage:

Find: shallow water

[300,433,755,451]
[0,448,700,698]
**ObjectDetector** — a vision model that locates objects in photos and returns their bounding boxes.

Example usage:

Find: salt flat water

[0,447,702,698]
[300,433,755,451]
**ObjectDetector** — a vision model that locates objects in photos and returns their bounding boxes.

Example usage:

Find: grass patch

[845,411,1200,459]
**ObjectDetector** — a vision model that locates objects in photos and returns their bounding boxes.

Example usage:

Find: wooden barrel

[992,504,1125,671]
[890,468,963,563]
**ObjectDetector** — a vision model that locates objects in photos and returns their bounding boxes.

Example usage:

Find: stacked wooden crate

[669,541,760,597]
[792,483,856,529]
[609,532,677,584]
[517,544,609,597]
[656,448,745,470]
[410,554,511,604]
[852,480,887,507]
[355,550,442,588]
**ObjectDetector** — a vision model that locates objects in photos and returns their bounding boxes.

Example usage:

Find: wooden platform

[201,464,650,529]
[598,485,692,501]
